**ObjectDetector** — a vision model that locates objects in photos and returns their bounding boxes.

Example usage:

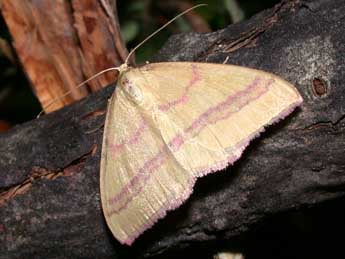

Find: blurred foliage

[0,0,279,127]
[118,0,279,62]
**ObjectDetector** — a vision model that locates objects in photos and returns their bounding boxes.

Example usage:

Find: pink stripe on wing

[108,149,166,207]
[185,77,268,134]
[158,64,201,111]
[108,116,147,155]
[168,134,184,151]
[108,133,185,215]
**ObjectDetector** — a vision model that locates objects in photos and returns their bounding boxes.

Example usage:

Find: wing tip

[271,97,303,124]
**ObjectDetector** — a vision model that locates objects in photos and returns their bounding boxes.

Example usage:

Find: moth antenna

[124,3,207,65]
[37,66,120,118]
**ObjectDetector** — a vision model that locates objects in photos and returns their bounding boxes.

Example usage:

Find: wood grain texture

[1,0,126,112]
[0,0,344,258]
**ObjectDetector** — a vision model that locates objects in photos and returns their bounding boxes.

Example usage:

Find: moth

[68,5,302,245]
[100,61,302,245]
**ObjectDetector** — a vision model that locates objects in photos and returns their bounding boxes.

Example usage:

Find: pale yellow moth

[98,5,303,245]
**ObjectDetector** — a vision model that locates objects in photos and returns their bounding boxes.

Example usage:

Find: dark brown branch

[1,0,345,258]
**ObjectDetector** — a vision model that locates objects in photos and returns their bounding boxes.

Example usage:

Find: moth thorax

[119,74,144,104]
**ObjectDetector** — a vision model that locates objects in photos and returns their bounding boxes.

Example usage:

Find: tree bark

[1,0,345,258]
[1,0,127,113]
